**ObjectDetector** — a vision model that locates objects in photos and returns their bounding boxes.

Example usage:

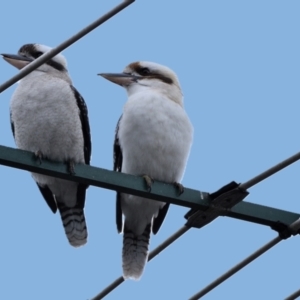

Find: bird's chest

[120,100,177,151]
[119,99,188,179]
[10,87,82,161]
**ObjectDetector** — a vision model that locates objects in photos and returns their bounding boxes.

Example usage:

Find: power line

[0,146,299,299]
[90,152,300,299]
[188,218,300,299]
[148,226,189,261]
[184,151,300,231]
[285,288,300,300]
[0,0,135,94]
[0,144,300,298]
[188,236,282,299]
[239,151,300,190]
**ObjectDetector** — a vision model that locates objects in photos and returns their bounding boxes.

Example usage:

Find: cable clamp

[185,181,249,228]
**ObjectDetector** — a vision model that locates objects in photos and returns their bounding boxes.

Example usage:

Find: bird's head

[99,61,183,106]
[1,43,68,76]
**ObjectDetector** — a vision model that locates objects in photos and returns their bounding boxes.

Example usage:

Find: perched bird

[99,61,193,280]
[2,43,91,247]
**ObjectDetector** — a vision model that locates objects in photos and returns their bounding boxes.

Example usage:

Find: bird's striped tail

[122,223,151,280]
[58,204,87,247]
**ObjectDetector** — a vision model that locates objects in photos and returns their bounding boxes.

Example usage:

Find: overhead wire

[188,218,300,299]
[0,0,135,94]
[91,151,300,299]
[285,288,300,300]
[239,151,300,190]
[188,236,282,299]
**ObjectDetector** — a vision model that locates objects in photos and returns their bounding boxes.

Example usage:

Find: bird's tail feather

[122,223,151,280]
[58,204,87,247]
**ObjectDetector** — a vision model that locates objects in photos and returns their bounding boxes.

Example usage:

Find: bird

[2,43,92,247]
[99,61,193,280]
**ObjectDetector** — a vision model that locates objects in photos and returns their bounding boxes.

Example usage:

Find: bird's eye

[139,67,150,76]
[35,51,43,58]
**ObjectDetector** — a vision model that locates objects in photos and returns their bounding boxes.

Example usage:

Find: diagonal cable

[90,152,300,299]
[238,151,300,190]
[91,226,189,300]
[188,219,300,299]
[0,0,135,94]
[188,236,282,299]
[285,288,300,300]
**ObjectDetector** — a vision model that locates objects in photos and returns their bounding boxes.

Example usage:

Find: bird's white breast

[119,91,193,183]
[10,72,85,164]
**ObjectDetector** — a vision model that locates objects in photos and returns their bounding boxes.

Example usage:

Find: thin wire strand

[0,0,135,94]
[148,225,190,261]
[240,151,300,190]
[92,151,300,299]
[91,226,190,300]
[92,277,124,300]
[188,236,282,300]
[187,152,300,299]
[285,288,300,300]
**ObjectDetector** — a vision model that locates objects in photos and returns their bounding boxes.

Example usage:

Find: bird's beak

[98,73,140,87]
[1,53,33,70]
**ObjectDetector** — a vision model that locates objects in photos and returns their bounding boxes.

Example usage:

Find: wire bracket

[271,217,300,239]
[184,181,249,228]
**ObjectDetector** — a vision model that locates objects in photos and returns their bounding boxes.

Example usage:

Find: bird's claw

[67,160,76,175]
[174,182,184,195]
[34,150,43,165]
[143,175,153,192]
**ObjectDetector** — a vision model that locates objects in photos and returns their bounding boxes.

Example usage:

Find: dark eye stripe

[46,59,65,72]
[128,62,173,85]
[148,74,173,85]
[136,67,173,84]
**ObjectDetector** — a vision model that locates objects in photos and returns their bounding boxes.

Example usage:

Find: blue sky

[1,1,300,299]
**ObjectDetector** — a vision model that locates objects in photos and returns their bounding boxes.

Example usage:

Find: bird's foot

[34,150,43,165]
[174,182,184,195]
[142,174,153,192]
[67,160,76,175]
